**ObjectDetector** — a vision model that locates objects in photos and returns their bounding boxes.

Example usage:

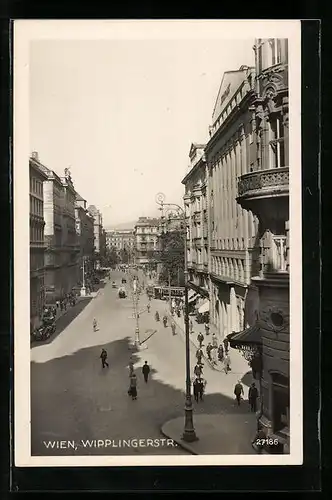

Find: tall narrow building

[29,152,48,331]
[182,144,210,312]
[229,39,290,453]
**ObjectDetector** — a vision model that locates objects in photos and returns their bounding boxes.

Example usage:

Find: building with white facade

[134,217,161,267]
[205,65,259,340]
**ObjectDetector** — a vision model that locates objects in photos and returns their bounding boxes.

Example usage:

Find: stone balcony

[237,167,289,218]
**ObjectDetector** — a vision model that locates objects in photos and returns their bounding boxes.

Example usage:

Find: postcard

[14,19,302,467]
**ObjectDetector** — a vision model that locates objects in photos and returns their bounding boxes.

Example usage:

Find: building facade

[134,217,161,267]
[88,205,104,269]
[106,229,135,252]
[182,144,209,308]
[205,66,260,341]
[38,159,65,304]
[29,153,48,330]
[59,169,80,293]
[75,194,95,283]
[230,39,290,453]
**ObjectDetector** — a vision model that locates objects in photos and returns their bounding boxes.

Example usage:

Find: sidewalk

[162,302,241,373]
[51,287,102,324]
[161,413,257,455]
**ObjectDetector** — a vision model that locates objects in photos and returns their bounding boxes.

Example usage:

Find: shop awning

[198,299,210,314]
[227,324,262,348]
[188,293,199,303]
[188,289,196,299]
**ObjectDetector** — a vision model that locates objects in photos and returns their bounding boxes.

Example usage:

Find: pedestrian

[197,332,204,348]
[193,377,200,402]
[129,373,138,400]
[163,315,168,328]
[171,320,176,335]
[60,301,64,312]
[197,377,205,401]
[176,307,181,318]
[56,300,60,309]
[142,361,150,383]
[93,318,98,332]
[171,307,175,316]
[204,322,210,335]
[147,303,150,313]
[155,311,160,322]
[100,349,109,368]
[224,353,231,374]
[234,380,244,406]
[212,333,218,348]
[194,363,203,378]
[223,336,229,354]
[196,348,204,365]
[189,319,194,334]
[248,382,259,412]
[211,345,218,364]
[217,343,224,362]
[206,342,213,361]
[129,358,134,376]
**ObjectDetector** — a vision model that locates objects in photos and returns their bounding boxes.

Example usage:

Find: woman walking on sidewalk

[129,373,138,400]
[171,320,176,335]
[224,353,231,374]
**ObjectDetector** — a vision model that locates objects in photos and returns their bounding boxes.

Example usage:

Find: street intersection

[31,271,254,456]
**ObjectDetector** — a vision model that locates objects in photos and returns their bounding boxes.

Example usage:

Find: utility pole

[168,270,172,310]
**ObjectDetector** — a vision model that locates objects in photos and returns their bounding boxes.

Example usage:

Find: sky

[29,37,255,227]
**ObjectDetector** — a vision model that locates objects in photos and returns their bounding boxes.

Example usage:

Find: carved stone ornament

[259,305,289,333]
[255,104,265,128]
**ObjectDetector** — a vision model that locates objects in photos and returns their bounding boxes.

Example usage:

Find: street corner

[161,417,197,455]
[161,414,257,455]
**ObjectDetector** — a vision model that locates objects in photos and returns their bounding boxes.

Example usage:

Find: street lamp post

[155,192,197,442]
[133,277,140,346]
[80,256,86,297]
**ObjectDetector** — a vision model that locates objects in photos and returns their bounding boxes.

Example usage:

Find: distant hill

[105,220,137,231]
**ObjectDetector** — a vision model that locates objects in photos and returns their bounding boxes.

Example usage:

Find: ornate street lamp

[155,192,197,442]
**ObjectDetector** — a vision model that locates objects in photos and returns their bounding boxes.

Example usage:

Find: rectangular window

[271,235,288,272]
[269,117,285,168]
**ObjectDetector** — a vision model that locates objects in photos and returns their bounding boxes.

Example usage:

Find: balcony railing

[238,167,289,198]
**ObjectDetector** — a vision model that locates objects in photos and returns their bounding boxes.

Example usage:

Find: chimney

[31,151,39,161]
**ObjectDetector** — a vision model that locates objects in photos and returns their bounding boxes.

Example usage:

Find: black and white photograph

[14,20,302,466]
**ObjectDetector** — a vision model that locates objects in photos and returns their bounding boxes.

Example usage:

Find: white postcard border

[13,19,302,467]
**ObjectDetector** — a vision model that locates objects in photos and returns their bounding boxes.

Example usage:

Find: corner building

[230,39,290,453]
[205,66,260,341]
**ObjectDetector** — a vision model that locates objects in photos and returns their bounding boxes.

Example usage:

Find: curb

[160,424,198,455]
[141,329,157,344]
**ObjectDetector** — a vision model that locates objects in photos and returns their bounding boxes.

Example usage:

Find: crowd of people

[116,267,260,411]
